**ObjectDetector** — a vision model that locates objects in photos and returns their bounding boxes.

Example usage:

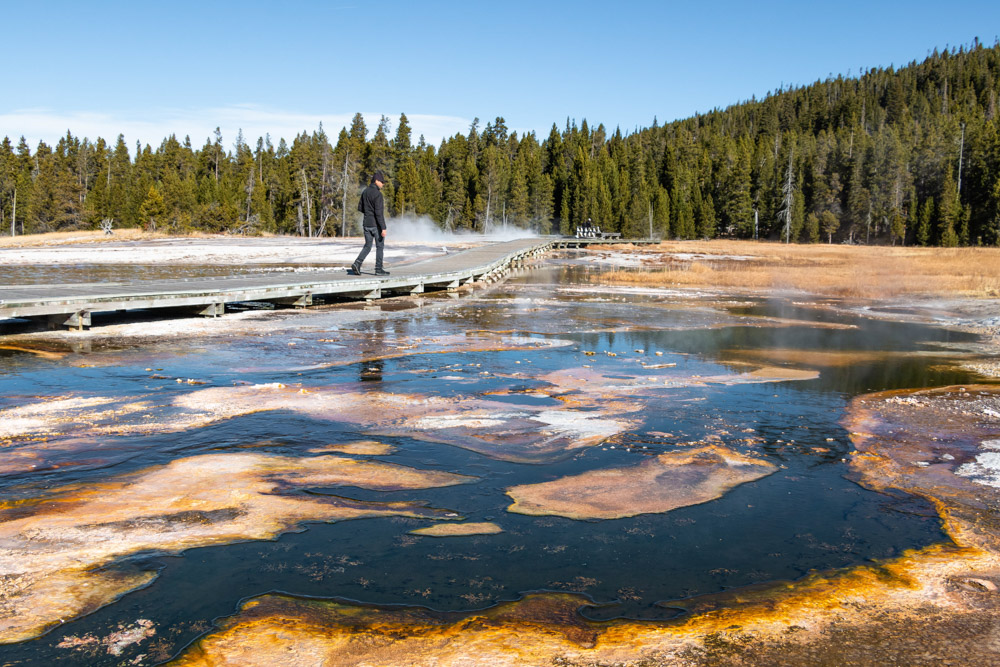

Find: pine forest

[3,41,1000,246]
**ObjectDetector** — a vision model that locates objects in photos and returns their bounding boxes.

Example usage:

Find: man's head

[373,170,387,188]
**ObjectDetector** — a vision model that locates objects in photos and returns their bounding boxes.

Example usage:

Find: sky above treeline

[3,0,999,152]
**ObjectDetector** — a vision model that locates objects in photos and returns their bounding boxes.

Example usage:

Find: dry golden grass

[599,240,1000,298]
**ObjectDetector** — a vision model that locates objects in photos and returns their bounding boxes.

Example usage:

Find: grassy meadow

[598,241,1000,299]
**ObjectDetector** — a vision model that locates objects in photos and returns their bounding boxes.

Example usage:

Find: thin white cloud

[0,106,472,153]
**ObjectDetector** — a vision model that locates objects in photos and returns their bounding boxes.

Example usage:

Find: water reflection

[359,358,384,382]
[0,262,989,666]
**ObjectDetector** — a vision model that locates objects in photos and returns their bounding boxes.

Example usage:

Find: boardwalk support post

[192,302,223,318]
[46,310,91,331]
[273,293,313,309]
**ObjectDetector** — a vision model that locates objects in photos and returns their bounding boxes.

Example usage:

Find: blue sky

[2,0,999,152]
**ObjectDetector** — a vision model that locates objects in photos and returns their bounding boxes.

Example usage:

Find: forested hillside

[3,40,1000,245]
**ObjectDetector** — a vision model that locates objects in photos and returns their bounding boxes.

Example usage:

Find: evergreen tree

[722,138,753,236]
[805,212,820,243]
[820,210,839,243]
[138,184,167,230]
[0,138,15,234]
[508,157,530,222]
[915,196,933,245]
[5,41,1000,244]
[937,169,960,246]
[652,186,671,238]
[394,157,419,216]
[392,113,412,163]
[365,115,391,184]
[696,191,716,239]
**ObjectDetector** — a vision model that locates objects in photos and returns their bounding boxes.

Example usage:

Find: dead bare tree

[444,205,454,233]
[341,152,351,236]
[958,122,966,196]
[339,149,359,237]
[865,202,873,244]
[481,146,505,232]
[316,211,332,237]
[245,165,255,222]
[213,127,222,182]
[780,147,794,243]
[77,141,89,209]
[316,144,337,237]
[299,168,313,237]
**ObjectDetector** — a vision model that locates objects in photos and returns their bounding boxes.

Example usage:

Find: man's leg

[374,233,385,273]
[353,227,375,272]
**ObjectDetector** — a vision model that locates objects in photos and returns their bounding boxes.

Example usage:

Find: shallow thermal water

[0,253,988,665]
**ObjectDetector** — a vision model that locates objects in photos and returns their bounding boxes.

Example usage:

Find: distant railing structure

[575,224,622,240]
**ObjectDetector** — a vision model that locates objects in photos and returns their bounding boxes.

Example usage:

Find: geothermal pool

[0,254,987,665]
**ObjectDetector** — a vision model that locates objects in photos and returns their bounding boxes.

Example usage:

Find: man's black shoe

[348,265,361,275]
[374,269,391,276]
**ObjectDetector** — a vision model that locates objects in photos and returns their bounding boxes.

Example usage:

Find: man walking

[350,170,390,276]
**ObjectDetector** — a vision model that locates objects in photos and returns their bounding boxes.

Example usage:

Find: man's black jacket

[358,184,386,232]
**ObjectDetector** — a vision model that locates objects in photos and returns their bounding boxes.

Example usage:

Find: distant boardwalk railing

[0,236,651,331]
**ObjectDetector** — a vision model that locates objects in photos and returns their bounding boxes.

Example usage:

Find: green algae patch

[410,522,503,537]
[505,445,777,520]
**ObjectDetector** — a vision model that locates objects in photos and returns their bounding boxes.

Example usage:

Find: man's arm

[375,191,386,233]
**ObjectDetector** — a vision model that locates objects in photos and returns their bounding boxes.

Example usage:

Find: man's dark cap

[373,170,387,183]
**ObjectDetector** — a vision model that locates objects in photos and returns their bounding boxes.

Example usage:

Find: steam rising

[387,215,537,242]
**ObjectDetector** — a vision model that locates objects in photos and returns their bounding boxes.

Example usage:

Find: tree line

[2,40,1000,245]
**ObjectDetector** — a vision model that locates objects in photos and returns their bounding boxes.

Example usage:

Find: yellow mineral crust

[240,333,574,373]
[506,446,777,519]
[733,316,858,330]
[0,452,474,643]
[174,384,636,463]
[0,395,121,438]
[528,364,818,401]
[1,361,815,475]
[383,407,635,463]
[170,538,1000,667]
[725,347,894,367]
[168,389,1000,665]
[307,441,396,455]
[720,347,965,368]
[721,363,819,383]
[171,593,623,667]
[0,344,67,360]
[842,385,1000,546]
[409,522,503,537]
[0,382,637,470]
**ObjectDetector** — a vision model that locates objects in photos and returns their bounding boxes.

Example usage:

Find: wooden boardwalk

[0,237,653,330]
[0,238,544,330]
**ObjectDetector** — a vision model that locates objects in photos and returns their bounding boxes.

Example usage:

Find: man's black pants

[353,226,384,272]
